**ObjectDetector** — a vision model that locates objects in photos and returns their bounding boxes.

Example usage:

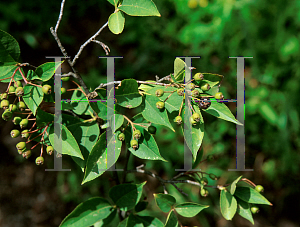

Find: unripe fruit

[133,130,141,139]
[209,173,218,180]
[190,116,197,125]
[156,101,165,109]
[16,142,26,150]
[2,110,12,121]
[214,92,224,100]
[250,206,259,214]
[22,150,31,159]
[174,116,182,125]
[130,139,138,150]
[191,89,199,97]
[155,89,164,97]
[42,85,52,95]
[201,83,210,91]
[14,80,22,87]
[148,125,157,134]
[19,118,29,129]
[198,98,211,109]
[10,129,20,138]
[35,156,44,165]
[17,101,26,111]
[207,155,214,162]
[47,146,54,155]
[9,104,17,112]
[15,87,24,97]
[8,86,16,93]
[118,133,125,141]
[177,88,184,96]
[21,130,29,138]
[200,188,209,197]
[187,83,196,90]
[192,113,201,122]
[1,99,9,109]
[200,177,208,186]
[61,87,67,94]
[194,73,204,81]
[18,148,26,154]
[61,76,70,82]
[255,185,264,193]
[0,93,8,100]
[13,116,22,125]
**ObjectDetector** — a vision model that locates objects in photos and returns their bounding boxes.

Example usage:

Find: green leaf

[82,131,122,184]
[0,65,24,82]
[229,175,243,195]
[59,197,113,227]
[22,85,44,115]
[109,182,146,211]
[36,108,54,127]
[107,0,119,7]
[138,81,156,92]
[35,61,63,81]
[142,95,174,132]
[0,29,20,65]
[220,190,237,220]
[164,210,178,227]
[125,125,167,161]
[108,11,125,34]
[118,0,160,17]
[94,209,117,227]
[153,193,176,213]
[174,202,209,217]
[90,101,108,120]
[201,73,223,86]
[70,88,94,116]
[112,114,124,131]
[26,69,42,81]
[49,124,84,160]
[203,99,243,125]
[127,214,164,227]
[236,198,254,225]
[234,187,272,205]
[174,58,186,83]
[115,79,142,108]
[134,201,148,213]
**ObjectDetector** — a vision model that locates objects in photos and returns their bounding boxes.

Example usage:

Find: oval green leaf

[23,84,44,115]
[234,187,272,205]
[164,210,178,227]
[108,11,125,34]
[115,79,142,108]
[0,29,20,65]
[229,175,243,195]
[236,197,254,225]
[153,193,176,213]
[220,190,237,220]
[118,0,160,17]
[127,214,164,227]
[174,202,209,217]
[35,61,63,81]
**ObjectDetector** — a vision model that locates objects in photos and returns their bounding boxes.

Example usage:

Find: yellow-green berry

[22,150,31,159]
[2,110,12,121]
[214,92,224,100]
[200,188,209,197]
[35,156,44,165]
[156,101,165,109]
[201,83,210,91]
[191,89,199,97]
[14,80,22,87]
[11,129,20,138]
[17,101,26,111]
[21,130,29,138]
[251,206,259,214]
[0,93,8,100]
[42,85,52,95]
[255,185,264,193]
[9,104,17,112]
[47,146,54,155]
[61,76,70,82]
[130,139,138,150]
[19,118,29,129]
[8,86,16,93]
[155,89,164,97]
[118,133,125,141]
[16,142,26,150]
[133,130,141,139]
[194,73,204,81]
[192,113,201,122]
[1,99,9,109]
[174,116,182,125]
[190,116,197,125]
[15,87,24,97]
[200,177,208,186]
[187,83,196,90]
[13,116,22,125]
[61,87,67,94]
[177,88,184,96]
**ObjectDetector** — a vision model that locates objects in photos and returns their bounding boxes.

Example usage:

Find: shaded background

[0,0,300,226]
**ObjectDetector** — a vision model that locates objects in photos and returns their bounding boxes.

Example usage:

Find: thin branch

[71,21,109,66]
[92,39,110,55]
[55,0,66,33]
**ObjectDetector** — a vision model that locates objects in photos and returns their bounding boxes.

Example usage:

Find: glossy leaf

[126,214,164,227]
[82,131,122,184]
[70,88,94,116]
[174,202,208,217]
[108,11,125,34]
[113,114,124,131]
[118,0,160,17]
[59,197,113,227]
[138,81,156,92]
[35,61,63,81]
[229,175,243,195]
[23,85,44,115]
[107,0,119,7]
[234,187,272,205]
[94,209,117,227]
[236,198,254,225]
[164,210,178,227]
[142,95,174,132]
[0,65,24,82]
[220,190,237,220]
[109,182,146,211]
[173,58,185,82]
[0,29,20,65]
[115,79,142,108]
[153,193,176,213]
[90,101,108,120]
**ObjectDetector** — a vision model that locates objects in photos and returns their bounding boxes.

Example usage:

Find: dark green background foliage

[0,0,299,226]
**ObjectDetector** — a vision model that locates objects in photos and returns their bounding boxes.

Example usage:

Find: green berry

[130,139,138,150]
[19,118,29,129]
[47,146,54,155]
[187,83,196,90]
[209,173,218,180]
[177,88,184,96]
[35,156,44,165]
[200,188,209,197]
[201,83,210,91]
[191,89,199,97]
[14,80,22,87]
[156,101,165,109]
[61,87,67,94]
[2,110,12,121]
[1,99,9,109]
[118,133,125,141]
[16,142,26,150]
[42,85,52,95]
[250,206,259,214]
[192,113,201,122]
[9,104,17,112]
[194,73,204,81]
[15,87,24,97]
[190,116,197,125]
[10,129,20,138]
[17,101,27,111]
[18,147,26,155]
[8,86,16,93]
[21,130,29,138]
[214,92,224,100]
[148,125,157,134]
[61,76,70,82]
[0,93,8,100]
[13,116,22,125]
[207,155,214,162]
[133,130,141,139]
[200,177,208,186]
[174,116,182,125]
[255,185,264,193]
[155,89,164,97]
[22,150,31,159]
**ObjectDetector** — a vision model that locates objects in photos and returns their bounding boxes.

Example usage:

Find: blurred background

[0,0,300,226]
